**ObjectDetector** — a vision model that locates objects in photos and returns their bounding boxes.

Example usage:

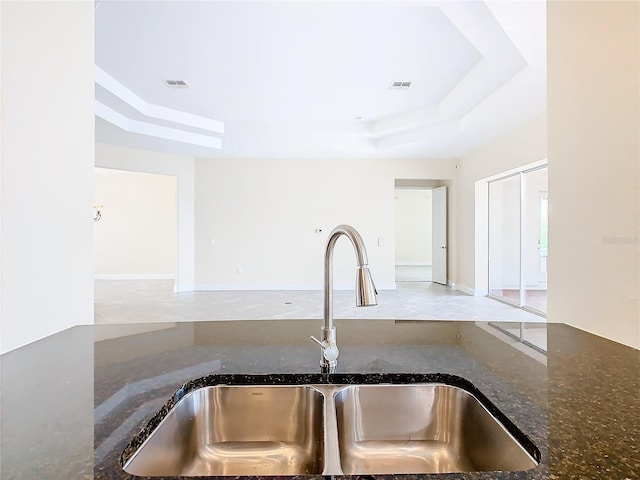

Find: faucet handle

[310,336,339,362]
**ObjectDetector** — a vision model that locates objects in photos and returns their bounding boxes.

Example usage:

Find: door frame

[432,185,448,285]
[487,165,548,316]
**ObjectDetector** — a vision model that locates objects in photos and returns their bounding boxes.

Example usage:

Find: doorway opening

[395,188,433,282]
[93,168,178,286]
[394,179,449,286]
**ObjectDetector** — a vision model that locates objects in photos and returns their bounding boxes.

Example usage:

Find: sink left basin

[122,385,325,477]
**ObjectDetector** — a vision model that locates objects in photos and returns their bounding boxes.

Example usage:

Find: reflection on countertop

[0,319,638,479]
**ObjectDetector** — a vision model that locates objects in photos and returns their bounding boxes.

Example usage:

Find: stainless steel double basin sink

[122,379,539,477]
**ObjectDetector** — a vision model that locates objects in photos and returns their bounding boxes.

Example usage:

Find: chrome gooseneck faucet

[311,225,377,373]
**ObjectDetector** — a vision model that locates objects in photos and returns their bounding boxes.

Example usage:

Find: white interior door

[432,186,447,285]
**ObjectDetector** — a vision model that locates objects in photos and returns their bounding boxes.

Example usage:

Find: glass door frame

[487,171,522,307]
[487,164,548,317]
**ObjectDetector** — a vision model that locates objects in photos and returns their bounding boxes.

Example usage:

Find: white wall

[94,168,177,277]
[194,158,457,290]
[1,0,3,458]
[95,143,195,292]
[0,1,94,354]
[456,114,548,295]
[394,189,432,264]
[547,1,639,349]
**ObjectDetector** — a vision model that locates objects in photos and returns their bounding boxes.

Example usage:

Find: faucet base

[320,364,336,374]
[318,326,338,371]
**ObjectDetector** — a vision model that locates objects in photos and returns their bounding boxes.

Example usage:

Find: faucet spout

[314,225,377,372]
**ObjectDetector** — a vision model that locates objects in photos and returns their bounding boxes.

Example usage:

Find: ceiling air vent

[164,80,190,89]
[389,81,412,90]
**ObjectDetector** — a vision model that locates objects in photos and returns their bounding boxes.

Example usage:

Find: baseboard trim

[195,282,397,291]
[175,283,195,293]
[94,274,176,280]
[455,284,488,296]
[395,262,432,266]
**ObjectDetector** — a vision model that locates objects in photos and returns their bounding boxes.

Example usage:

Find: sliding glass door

[488,174,521,305]
[522,167,548,313]
[488,166,548,316]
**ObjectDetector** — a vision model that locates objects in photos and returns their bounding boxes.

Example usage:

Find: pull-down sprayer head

[356,266,377,307]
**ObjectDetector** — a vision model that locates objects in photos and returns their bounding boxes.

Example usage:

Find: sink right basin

[334,384,538,475]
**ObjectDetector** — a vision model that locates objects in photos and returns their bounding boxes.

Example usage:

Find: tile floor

[94,280,544,325]
[489,289,548,314]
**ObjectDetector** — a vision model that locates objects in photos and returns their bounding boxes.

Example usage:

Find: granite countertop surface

[0,319,638,479]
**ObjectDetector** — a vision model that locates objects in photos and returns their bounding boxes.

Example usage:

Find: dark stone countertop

[0,319,638,479]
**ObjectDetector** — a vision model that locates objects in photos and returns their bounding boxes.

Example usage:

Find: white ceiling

[94,1,546,159]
